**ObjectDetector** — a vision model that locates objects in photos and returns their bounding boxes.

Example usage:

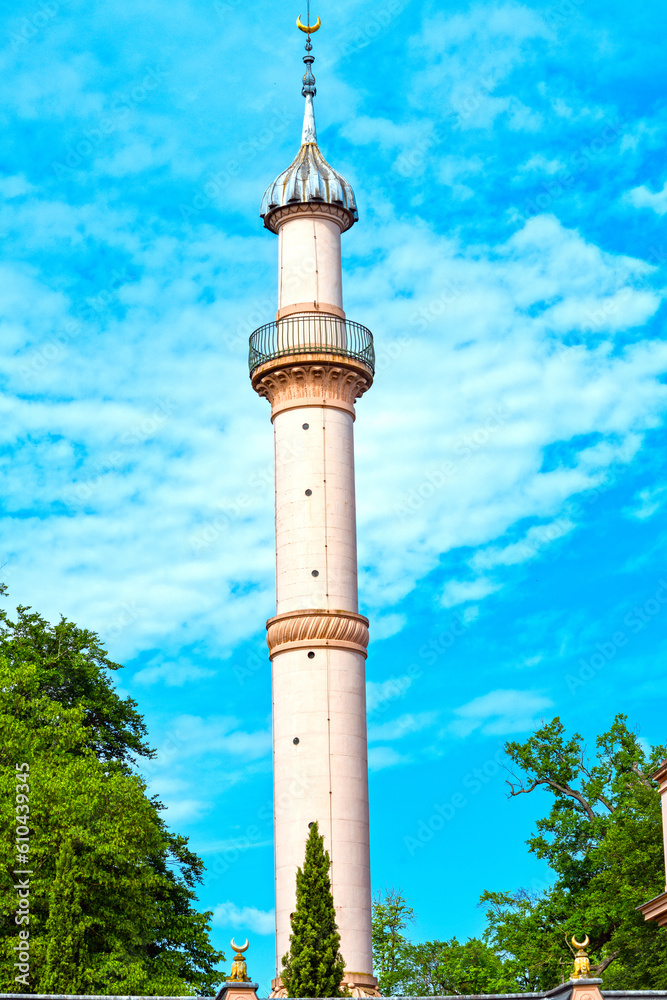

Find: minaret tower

[250,16,379,999]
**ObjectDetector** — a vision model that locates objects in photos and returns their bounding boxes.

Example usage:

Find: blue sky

[3,0,667,991]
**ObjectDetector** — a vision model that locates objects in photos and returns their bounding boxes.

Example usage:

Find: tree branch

[632,761,655,792]
[506,773,599,822]
[506,777,543,797]
[593,950,620,976]
[596,792,614,813]
[544,779,599,821]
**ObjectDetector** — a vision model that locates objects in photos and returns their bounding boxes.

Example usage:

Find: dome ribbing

[260,32,358,233]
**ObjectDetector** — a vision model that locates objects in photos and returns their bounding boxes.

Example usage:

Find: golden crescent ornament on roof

[297,14,321,32]
[231,938,249,952]
[572,935,590,950]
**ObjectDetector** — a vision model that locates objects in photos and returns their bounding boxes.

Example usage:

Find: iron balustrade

[249,314,375,374]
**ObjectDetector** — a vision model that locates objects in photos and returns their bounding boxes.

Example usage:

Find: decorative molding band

[276,301,346,321]
[343,972,382,998]
[251,355,373,420]
[266,201,355,234]
[266,608,370,658]
[269,973,380,998]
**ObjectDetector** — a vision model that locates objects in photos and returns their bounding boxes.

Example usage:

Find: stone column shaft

[278,210,344,315]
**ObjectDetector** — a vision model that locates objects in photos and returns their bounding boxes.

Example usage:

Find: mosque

[3,14,666,1000]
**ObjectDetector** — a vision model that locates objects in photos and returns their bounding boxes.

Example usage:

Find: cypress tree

[281,822,346,998]
[42,840,89,993]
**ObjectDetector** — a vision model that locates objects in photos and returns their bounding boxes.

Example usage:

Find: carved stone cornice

[266,201,355,234]
[266,608,370,658]
[252,354,373,420]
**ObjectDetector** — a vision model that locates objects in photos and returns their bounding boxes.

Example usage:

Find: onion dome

[260,27,358,233]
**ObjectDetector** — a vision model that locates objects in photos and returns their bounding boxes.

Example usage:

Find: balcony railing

[249,314,375,375]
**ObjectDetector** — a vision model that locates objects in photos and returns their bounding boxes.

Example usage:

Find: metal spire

[260,11,358,230]
[296,7,320,144]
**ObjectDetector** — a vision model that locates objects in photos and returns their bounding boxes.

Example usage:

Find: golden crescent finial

[572,935,590,950]
[297,14,321,32]
[231,938,249,952]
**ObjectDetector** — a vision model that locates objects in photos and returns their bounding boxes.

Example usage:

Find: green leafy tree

[371,888,414,994]
[0,595,225,994]
[482,889,572,990]
[482,714,667,990]
[281,821,346,998]
[402,937,516,996]
[372,890,515,996]
[0,593,151,766]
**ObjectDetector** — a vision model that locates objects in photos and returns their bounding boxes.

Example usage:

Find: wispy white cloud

[626,181,667,215]
[368,712,438,743]
[340,116,426,151]
[472,518,576,570]
[194,838,272,856]
[366,676,415,713]
[162,716,272,761]
[134,658,216,686]
[148,777,210,823]
[371,613,408,641]
[0,174,35,198]
[212,902,275,935]
[441,578,501,608]
[368,746,409,771]
[410,2,550,132]
[624,485,667,521]
[450,688,554,737]
[517,154,566,176]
